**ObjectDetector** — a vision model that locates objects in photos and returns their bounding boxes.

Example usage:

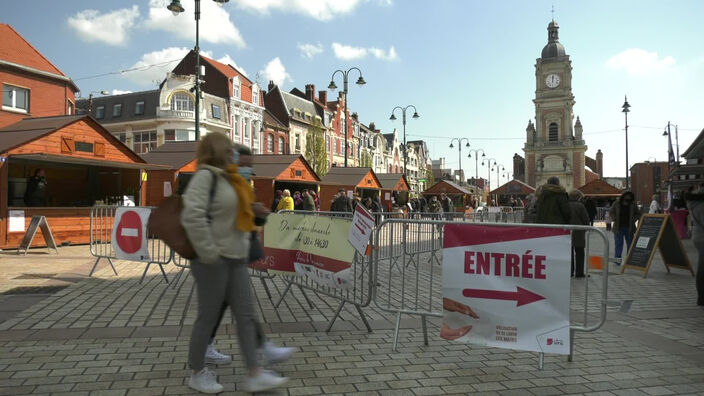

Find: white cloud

[67,6,139,46]
[144,0,245,47]
[111,89,133,95]
[122,47,191,86]
[216,54,248,77]
[298,43,324,58]
[332,42,398,61]
[260,57,292,87]
[235,0,362,21]
[606,48,675,76]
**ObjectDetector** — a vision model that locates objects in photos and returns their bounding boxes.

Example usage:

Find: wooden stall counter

[3,207,92,249]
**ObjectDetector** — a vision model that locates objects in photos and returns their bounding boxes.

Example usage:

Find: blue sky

[4,0,704,185]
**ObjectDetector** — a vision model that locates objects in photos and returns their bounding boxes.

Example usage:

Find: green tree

[305,118,328,177]
[360,148,373,168]
[426,164,435,187]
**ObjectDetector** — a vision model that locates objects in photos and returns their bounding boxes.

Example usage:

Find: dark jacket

[302,194,316,211]
[609,191,640,234]
[584,199,597,222]
[535,184,571,225]
[331,195,353,212]
[441,196,452,213]
[568,199,590,247]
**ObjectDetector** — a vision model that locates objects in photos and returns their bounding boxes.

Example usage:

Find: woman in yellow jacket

[276,189,294,212]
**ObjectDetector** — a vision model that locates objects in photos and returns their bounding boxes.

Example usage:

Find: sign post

[621,214,694,278]
[442,224,572,356]
[111,207,151,261]
[17,215,58,255]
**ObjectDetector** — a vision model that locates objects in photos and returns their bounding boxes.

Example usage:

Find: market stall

[0,115,164,249]
[141,141,198,206]
[489,179,535,206]
[251,154,320,209]
[423,180,481,212]
[376,173,410,211]
[319,167,382,211]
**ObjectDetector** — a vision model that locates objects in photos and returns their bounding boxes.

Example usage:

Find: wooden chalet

[319,167,381,211]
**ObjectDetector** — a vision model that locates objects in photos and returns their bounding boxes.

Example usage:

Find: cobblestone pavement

[1,225,703,395]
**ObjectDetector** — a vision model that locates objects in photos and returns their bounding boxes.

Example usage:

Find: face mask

[238,166,254,181]
[231,151,240,165]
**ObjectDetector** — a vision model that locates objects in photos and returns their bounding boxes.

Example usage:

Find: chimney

[318,90,327,104]
[596,149,604,178]
[268,80,275,92]
[369,122,375,131]
[305,84,315,101]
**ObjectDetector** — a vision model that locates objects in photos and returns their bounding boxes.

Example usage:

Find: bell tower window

[548,122,559,143]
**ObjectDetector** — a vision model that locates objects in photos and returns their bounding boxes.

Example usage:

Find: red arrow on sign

[463,286,545,307]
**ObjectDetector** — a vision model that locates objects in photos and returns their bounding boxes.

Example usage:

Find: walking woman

[181,132,288,393]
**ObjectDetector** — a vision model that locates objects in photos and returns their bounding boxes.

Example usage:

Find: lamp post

[622,95,631,189]
[492,163,505,189]
[662,121,680,165]
[483,157,498,205]
[503,170,513,180]
[466,148,486,184]
[449,138,470,184]
[389,105,419,178]
[87,90,109,113]
[167,0,229,141]
[328,67,366,167]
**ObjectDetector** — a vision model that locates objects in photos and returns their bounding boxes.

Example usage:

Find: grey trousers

[188,257,258,371]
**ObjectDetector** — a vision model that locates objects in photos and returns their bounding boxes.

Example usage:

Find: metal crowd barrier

[276,210,374,332]
[89,205,174,283]
[372,218,610,369]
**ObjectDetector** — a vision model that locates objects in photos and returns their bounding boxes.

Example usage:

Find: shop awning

[9,153,170,170]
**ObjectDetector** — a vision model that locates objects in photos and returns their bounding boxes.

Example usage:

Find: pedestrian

[310,190,320,210]
[293,191,303,210]
[302,190,315,211]
[440,193,453,213]
[352,193,362,211]
[535,177,571,225]
[331,188,353,212]
[276,189,294,212]
[181,133,288,393]
[271,190,282,212]
[24,168,48,206]
[649,194,662,214]
[523,190,539,224]
[609,190,640,264]
[686,185,704,306]
[604,204,612,232]
[568,190,590,278]
[584,198,597,226]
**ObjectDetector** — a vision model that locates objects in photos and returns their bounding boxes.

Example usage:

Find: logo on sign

[116,210,143,254]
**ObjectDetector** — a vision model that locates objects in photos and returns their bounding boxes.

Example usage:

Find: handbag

[148,170,218,259]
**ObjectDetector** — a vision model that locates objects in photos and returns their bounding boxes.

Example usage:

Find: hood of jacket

[619,190,635,201]
[197,164,226,176]
[540,184,566,196]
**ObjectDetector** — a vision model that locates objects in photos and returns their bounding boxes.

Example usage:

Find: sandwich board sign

[442,224,571,355]
[18,216,59,255]
[621,214,694,278]
[111,207,151,261]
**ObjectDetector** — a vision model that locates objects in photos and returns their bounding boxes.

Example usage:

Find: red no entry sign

[111,207,151,261]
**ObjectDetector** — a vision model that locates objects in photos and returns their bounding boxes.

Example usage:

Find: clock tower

[524,20,587,189]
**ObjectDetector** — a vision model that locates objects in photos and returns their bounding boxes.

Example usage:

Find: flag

[667,127,675,211]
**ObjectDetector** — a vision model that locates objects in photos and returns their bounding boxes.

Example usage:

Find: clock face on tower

[545,73,560,88]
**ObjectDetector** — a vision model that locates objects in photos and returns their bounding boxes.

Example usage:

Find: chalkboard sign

[17,216,59,256]
[622,214,694,278]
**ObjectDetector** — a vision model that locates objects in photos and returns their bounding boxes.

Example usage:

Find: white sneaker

[243,369,289,393]
[260,341,295,364]
[189,368,224,394]
[205,343,232,365]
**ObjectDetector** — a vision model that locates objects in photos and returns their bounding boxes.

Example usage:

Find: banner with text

[442,224,571,354]
[262,213,355,288]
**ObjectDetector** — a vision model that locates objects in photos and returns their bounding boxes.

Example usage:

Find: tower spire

[551,4,555,22]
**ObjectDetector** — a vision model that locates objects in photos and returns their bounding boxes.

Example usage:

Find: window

[115,133,126,143]
[244,120,250,138]
[67,101,73,115]
[252,85,259,105]
[548,122,559,142]
[75,141,94,153]
[234,115,240,136]
[295,134,301,151]
[233,77,241,99]
[2,84,29,112]
[278,137,285,153]
[268,134,275,152]
[171,93,194,111]
[336,139,340,154]
[112,103,122,117]
[164,129,194,142]
[135,101,145,115]
[95,105,105,119]
[133,131,158,154]
[211,104,221,119]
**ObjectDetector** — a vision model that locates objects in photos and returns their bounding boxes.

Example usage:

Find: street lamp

[622,95,631,189]
[167,0,229,141]
[467,148,486,183]
[390,105,419,178]
[482,157,498,202]
[662,121,680,163]
[492,164,505,189]
[449,138,470,184]
[328,67,366,167]
[86,90,109,113]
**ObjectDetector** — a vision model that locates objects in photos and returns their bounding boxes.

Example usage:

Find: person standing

[584,198,597,226]
[271,190,282,212]
[302,190,315,211]
[24,169,47,206]
[568,190,590,278]
[535,177,571,225]
[649,194,662,214]
[276,189,294,212]
[609,190,640,264]
[293,191,303,210]
[331,189,353,212]
[686,186,704,306]
[440,193,453,214]
[181,133,288,393]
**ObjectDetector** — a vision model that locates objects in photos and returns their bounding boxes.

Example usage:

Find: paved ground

[0,224,703,395]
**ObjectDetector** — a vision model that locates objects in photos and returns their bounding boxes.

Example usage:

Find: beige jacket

[180,165,249,264]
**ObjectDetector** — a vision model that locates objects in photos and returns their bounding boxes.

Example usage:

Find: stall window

[2,84,29,112]
[95,105,105,119]
[171,93,194,112]
[133,131,158,154]
[135,100,145,115]
[211,104,221,119]
[268,134,275,152]
[112,103,122,117]
[278,137,285,153]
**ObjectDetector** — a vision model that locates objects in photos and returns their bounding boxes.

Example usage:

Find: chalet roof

[489,179,536,195]
[425,180,478,195]
[252,154,319,180]
[681,128,704,159]
[376,173,409,190]
[0,24,78,91]
[0,115,87,153]
[578,179,622,197]
[141,141,198,170]
[321,167,378,186]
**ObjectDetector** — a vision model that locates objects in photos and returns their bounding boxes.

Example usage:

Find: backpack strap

[206,169,219,224]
